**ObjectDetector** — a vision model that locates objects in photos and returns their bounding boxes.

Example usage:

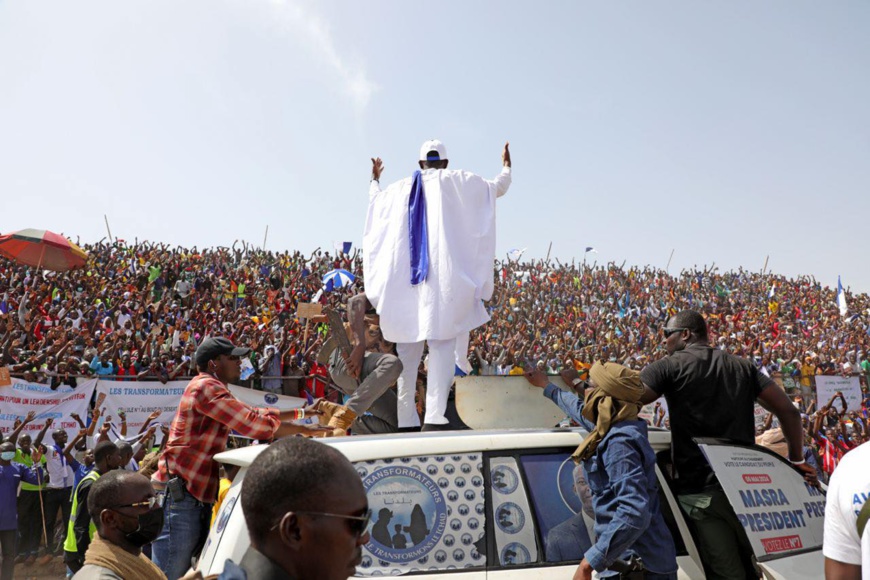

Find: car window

[488,456,540,566]
[697,439,825,561]
[519,452,595,564]
[354,454,486,576]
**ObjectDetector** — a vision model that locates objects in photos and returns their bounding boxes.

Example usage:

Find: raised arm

[33,417,53,449]
[138,410,162,435]
[64,429,88,464]
[6,411,36,445]
[487,142,512,198]
[757,385,816,484]
[345,293,372,378]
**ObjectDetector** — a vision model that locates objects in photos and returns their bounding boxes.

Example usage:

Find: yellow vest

[64,470,100,554]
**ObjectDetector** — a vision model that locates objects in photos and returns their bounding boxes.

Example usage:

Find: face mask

[117,507,164,547]
[0,451,16,461]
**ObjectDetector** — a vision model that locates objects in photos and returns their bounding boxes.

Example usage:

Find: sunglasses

[111,495,164,510]
[272,509,372,537]
[662,327,688,338]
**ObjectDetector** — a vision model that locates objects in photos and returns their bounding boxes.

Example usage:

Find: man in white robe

[363,139,512,430]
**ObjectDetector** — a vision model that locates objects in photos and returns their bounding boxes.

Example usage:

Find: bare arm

[756,385,816,482]
[6,411,36,444]
[824,558,861,580]
[64,429,87,462]
[33,417,53,449]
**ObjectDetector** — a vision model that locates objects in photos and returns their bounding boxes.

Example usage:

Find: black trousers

[0,529,16,580]
[16,490,42,556]
[42,488,71,554]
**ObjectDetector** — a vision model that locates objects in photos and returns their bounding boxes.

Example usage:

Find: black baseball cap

[195,337,251,367]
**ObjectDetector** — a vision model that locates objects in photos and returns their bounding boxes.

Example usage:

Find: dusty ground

[12,556,68,579]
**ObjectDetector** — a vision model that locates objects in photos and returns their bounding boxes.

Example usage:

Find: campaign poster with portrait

[355,454,486,576]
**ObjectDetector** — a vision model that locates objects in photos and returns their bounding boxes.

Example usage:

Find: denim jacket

[544,384,678,575]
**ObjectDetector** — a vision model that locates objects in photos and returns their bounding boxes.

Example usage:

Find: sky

[1,1,868,292]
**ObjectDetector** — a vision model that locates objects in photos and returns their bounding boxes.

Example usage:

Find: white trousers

[454,331,471,374]
[396,337,457,427]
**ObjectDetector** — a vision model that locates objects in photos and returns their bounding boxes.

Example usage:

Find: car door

[483,450,591,579]
[696,438,826,580]
[352,453,487,579]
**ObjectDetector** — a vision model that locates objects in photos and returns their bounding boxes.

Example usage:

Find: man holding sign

[151,337,330,580]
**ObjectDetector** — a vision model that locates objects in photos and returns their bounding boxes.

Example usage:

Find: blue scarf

[408,170,429,285]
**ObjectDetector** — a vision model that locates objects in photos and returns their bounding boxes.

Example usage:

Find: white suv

[197,429,823,579]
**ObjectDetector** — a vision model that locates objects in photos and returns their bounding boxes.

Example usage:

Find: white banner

[698,442,825,559]
[814,375,862,412]
[95,380,189,443]
[0,378,97,436]
[93,380,307,442]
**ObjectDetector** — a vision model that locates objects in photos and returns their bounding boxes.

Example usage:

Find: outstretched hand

[523,369,548,389]
[371,157,384,181]
[502,142,511,168]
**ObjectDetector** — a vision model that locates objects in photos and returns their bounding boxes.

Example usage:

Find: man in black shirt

[639,310,815,580]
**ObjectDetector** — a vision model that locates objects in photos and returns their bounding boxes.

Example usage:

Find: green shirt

[15,449,47,491]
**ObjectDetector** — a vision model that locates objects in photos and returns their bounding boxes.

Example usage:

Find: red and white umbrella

[0,228,88,271]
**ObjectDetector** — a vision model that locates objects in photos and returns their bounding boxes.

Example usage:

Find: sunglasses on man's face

[272,509,372,537]
[662,327,688,338]
[110,494,164,511]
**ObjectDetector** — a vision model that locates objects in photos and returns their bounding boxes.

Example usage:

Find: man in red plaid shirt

[151,337,329,579]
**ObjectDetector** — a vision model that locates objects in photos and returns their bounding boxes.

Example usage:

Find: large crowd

[3,240,870,382]
[1,240,869,437]
[0,238,869,577]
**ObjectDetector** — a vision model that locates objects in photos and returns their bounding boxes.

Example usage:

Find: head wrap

[571,362,644,463]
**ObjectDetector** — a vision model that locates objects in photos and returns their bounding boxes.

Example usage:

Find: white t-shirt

[823,441,870,578]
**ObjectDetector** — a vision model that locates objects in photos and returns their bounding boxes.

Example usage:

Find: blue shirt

[0,462,44,530]
[543,383,678,576]
[67,455,94,489]
[91,356,115,376]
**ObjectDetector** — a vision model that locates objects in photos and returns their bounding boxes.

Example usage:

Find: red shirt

[153,373,280,502]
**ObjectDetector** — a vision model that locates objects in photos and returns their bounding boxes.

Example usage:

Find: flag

[507,248,526,261]
[837,276,848,316]
[333,241,353,254]
[585,247,598,254]
[768,284,776,299]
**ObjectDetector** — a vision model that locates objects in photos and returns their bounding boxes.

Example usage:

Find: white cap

[419,139,447,162]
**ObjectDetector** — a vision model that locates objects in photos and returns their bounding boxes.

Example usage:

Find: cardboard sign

[297,302,323,320]
[0,366,10,387]
[814,375,863,412]
[698,441,825,561]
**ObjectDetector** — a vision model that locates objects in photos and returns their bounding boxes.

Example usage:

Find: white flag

[837,276,848,316]
[507,248,526,261]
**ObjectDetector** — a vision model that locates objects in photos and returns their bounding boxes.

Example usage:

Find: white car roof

[215,427,673,466]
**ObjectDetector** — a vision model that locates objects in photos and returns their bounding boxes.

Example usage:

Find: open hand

[371,157,384,181]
